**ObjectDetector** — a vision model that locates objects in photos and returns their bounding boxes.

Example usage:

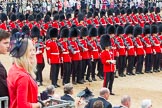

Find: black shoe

[40,82,43,86]
[157,69,160,72]
[110,92,115,95]
[115,75,118,78]
[126,72,131,75]
[123,74,126,77]
[145,71,149,73]
[149,71,153,73]
[153,70,157,72]
[140,72,144,74]
[77,80,84,84]
[131,73,135,75]
[86,78,92,82]
[72,81,77,85]
[119,74,123,77]
[92,78,97,81]
[54,84,58,88]
[98,75,103,80]
[56,84,60,87]
[136,72,140,74]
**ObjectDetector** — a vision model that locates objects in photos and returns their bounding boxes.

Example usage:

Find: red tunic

[46,39,51,62]
[152,36,161,53]
[0,23,8,31]
[134,37,145,55]
[79,39,90,59]
[7,64,38,108]
[100,17,107,27]
[88,39,99,59]
[142,36,153,54]
[110,38,118,57]
[61,41,71,62]
[93,18,100,28]
[107,17,113,25]
[114,16,120,25]
[115,36,126,56]
[86,19,93,25]
[125,37,135,56]
[35,42,44,64]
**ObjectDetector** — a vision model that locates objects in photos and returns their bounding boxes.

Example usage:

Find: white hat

[141,99,152,108]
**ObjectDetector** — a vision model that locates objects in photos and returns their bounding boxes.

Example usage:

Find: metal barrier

[0,96,8,108]
[44,98,75,108]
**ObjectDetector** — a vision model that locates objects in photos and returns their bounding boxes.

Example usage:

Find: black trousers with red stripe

[51,64,60,85]
[82,59,92,80]
[63,62,71,84]
[72,60,82,82]
[36,62,45,83]
[103,72,114,93]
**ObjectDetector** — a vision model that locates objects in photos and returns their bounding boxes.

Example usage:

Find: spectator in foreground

[7,33,49,108]
[0,29,10,107]
[85,87,112,108]
[61,83,74,101]
[141,99,152,108]
[113,95,131,108]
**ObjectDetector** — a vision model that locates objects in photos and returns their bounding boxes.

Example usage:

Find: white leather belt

[93,49,98,51]
[63,52,69,54]
[51,53,59,55]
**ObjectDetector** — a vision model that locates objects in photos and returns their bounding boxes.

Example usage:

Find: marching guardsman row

[0,6,162,89]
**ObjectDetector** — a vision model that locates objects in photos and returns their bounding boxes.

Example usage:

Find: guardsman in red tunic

[65,13,72,28]
[142,25,153,73]
[149,7,155,24]
[9,13,17,30]
[17,13,26,30]
[114,9,121,25]
[78,13,86,27]
[59,14,66,28]
[68,27,83,84]
[100,9,107,27]
[138,7,145,28]
[143,8,150,24]
[79,27,92,82]
[0,13,8,31]
[120,9,127,26]
[133,26,145,74]
[107,9,114,25]
[31,26,45,86]
[155,7,161,23]
[115,26,126,77]
[42,15,52,37]
[132,8,139,26]
[27,15,35,30]
[126,8,133,25]
[93,11,100,28]
[59,27,72,85]
[97,25,105,80]
[35,13,44,37]
[107,25,118,78]
[158,24,162,70]
[48,28,61,88]
[150,25,161,72]
[21,25,30,36]
[73,9,79,26]
[52,14,60,30]
[100,34,115,95]
[86,11,93,25]
[124,25,136,75]
[88,27,99,81]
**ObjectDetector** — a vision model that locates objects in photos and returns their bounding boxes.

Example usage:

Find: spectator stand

[0,96,8,108]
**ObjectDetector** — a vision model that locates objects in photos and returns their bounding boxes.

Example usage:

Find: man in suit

[85,88,112,108]
[0,29,10,107]
[113,95,131,108]
[61,83,74,101]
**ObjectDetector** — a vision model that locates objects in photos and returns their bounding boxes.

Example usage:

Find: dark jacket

[85,97,112,108]
[0,62,8,97]
[61,94,74,101]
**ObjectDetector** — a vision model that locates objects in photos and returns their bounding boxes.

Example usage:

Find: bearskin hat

[89,27,98,37]
[98,25,105,36]
[100,9,106,18]
[69,27,79,37]
[107,25,115,34]
[143,25,150,35]
[31,26,40,38]
[126,8,132,15]
[0,13,7,22]
[10,13,17,21]
[93,11,98,18]
[133,8,138,14]
[36,13,42,22]
[59,14,65,21]
[28,15,34,21]
[107,9,113,16]
[100,34,111,50]
[143,8,148,15]
[49,27,58,38]
[46,11,51,17]
[60,27,69,38]
[53,14,59,21]
[78,13,84,22]
[89,8,94,13]
[115,9,120,16]
[87,11,93,18]
[155,7,160,14]
[158,24,162,33]
[44,15,51,23]
[151,24,158,34]
[80,27,88,37]
[53,10,58,16]
[74,9,79,18]
[22,25,30,35]
[120,8,126,15]
[125,25,134,35]
[149,7,154,13]
[138,7,143,14]
[66,13,71,19]
[82,9,87,16]
[116,26,124,35]
[133,26,142,37]
[18,13,25,22]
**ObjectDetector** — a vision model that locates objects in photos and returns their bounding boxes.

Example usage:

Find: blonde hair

[14,39,36,78]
